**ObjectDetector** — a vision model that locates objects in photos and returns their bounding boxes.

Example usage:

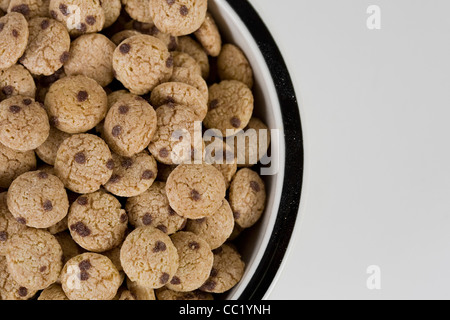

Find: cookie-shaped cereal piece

[20,17,70,76]
[36,126,71,165]
[170,67,208,104]
[54,134,113,193]
[0,13,29,70]
[0,192,27,255]
[0,255,37,300]
[186,199,234,250]
[68,191,127,252]
[104,151,158,197]
[49,0,105,36]
[47,214,68,234]
[126,278,156,300]
[172,51,201,76]
[229,168,266,228]
[126,181,186,234]
[128,20,179,51]
[113,35,173,95]
[156,287,213,300]
[0,142,36,188]
[54,231,84,265]
[46,75,107,133]
[64,33,116,87]
[150,82,207,121]
[6,228,62,290]
[101,0,121,28]
[148,104,201,165]
[0,96,50,151]
[111,29,141,45]
[218,44,254,89]
[61,252,121,300]
[7,0,50,20]
[103,95,157,157]
[0,64,36,100]
[194,12,221,57]
[166,164,226,219]
[149,0,207,36]
[106,90,135,110]
[167,231,213,292]
[177,36,209,79]
[234,118,271,167]
[123,0,153,23]
[38,283,68,300]
[120,226,179,288]
[7,170,69,228]
[0,0,9,11]
[204,137,237,188]
[204,80,254,137]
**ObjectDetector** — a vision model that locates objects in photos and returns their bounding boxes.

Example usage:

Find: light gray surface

[247,0,450,299]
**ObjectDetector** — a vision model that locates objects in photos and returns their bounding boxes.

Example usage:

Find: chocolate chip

[60,51,70,64]
[159,148,169,158]
[39,266,47,272]
[77,196,88,206]
[11,29,19,37]
[16,217,26,225]
[142,213,152,226]
[23,98,32,105]
[77,23,87,33]
[170,276,181,285]
[77,90,88,102]
[78,259,91,271]
[43,200,53,211]
[85,15,96,25]
[230,117,241,128]
[109,174,121,183]
[250,181,261,192]
[121,157,133,169]
[119,43,131,54]
[156,224,167,233]
[118,105,129,114]
[11,4,30,15]
[189,241,200,250]
[80,271,89,281]
[166,55,174,68]
[9,105,21,114]
[2,85,13,96]
[168,207,176,216]
[190,189,201,201]
[106,159,115,170]
[141,170,154,180]
[209,99,219,110]
[0,23,4,32]
[153,240,167,252]
[50,116,59,127]
[200,280,216,291]
[74,152,86,164]
[180,5,189,16]
[59,3,69,16]
[166,0,175,5]
[120,214,128,223]
[0,231,7,242]
[38,171,48,179]
[70,222,91,237]
[233,211,240,220]
[210,268,218,277]
[50,10,57,19]
[111,125,122,137]
[40,19,50,30]
[168,36,177,51]
[17,287,28,297]
[160,272,170,284]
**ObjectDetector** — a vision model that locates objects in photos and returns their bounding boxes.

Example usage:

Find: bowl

[209,0,303,300]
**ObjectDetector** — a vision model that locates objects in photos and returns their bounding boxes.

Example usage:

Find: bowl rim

[222,0,304,300]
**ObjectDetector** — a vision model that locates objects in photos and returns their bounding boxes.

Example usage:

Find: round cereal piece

[166,231,213,292]
[68,191,128,253]
[7,170,69,229]
[61,252,121,300]
[106,90,135,111]
[128,20,179,51]
[6,228,62,290]
[229,168,266,229]
[36,126,71,165]
[149,0,207,36]
[218,44,254,89]
[234,118,271,167]
[111,29,141,45]
[0,0,10,11]
[0,192,27,256]
[185,199,234,250]
[0,142,35,188]
[7,0,50,20]
[122,0,153,23]
[177,36,209,79]
[125,181,186,234]
[120,226,179,288]
[170,67,208,104]
[45,75,108,134]
[0,255,37,300]
[126,278,156,300]
[49,0,105,36]
[204,137,237,188]
[166,164,226,219]
[0,96,50,151]
[104,151,158,197]
[156,287,213,300]
[119,290,136,300]
[64,33,116,87]
[112,35,173,95]
[54,134,113,193]
[156,162,177,182]
[103,243,124,274]
[150,82,207,121]
[204,80,254,137]
[171,51,201,76]
[148,104,202,165]
[20,17,70,76]
[194,12,221,57]
[101,0,121,28]
[0,64,36,100]
[103,95,157,157]
[200,244,245,293]
[0,13,29,70]
[55,231,84,266]
[38,283,68,300]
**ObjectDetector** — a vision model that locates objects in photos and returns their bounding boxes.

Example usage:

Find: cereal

[217,44,254,88]
[177,36,210,79]
[0,64,36,100]
[7,0,50,20]
[0,13,29,70]
[0,142,36,188]
[194,12,221,57]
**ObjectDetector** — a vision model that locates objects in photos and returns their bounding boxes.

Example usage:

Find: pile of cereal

[0,0,271,300]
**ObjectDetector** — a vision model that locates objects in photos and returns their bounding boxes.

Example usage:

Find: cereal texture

[126,278,156,300]
[111,29,141,45]
[38,283,68,300]
[234,117,271,167]
[0,142,35,188]
[0,192,27,255]
[54,231,84,265]
[156,287,213,300]
[170,66,208,103]
[102,0,121,28]
[204,137,237,189]
[122,0,153,23]
[217,44,254,88]
[177,36,209,79]
[36,126,72,165]
[0,0,10,11]
[194,12,221,57]
[0,13,29,70]
[0,64,36,100]
[0,255,37,300]
[171,51,201,76]
[7,0,50,20]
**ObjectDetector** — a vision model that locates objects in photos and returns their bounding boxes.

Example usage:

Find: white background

[247,0,450,299]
